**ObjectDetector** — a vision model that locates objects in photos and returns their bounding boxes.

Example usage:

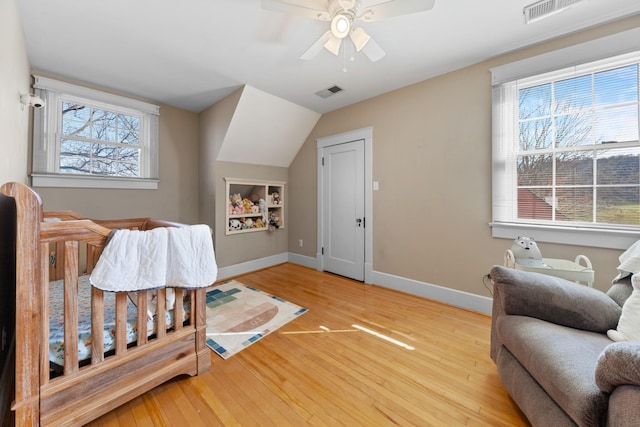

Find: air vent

[523,0,586,24]
[315,85,344,99]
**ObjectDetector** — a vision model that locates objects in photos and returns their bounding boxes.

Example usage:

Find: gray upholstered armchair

[490,265,640,426]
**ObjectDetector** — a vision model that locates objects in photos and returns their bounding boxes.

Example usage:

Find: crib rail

[2,182,211,426]
[40,213,197,380]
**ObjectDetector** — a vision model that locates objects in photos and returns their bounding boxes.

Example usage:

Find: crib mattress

[48,275,190,366]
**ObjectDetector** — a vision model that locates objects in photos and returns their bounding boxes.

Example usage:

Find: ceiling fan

[261,0,436,62]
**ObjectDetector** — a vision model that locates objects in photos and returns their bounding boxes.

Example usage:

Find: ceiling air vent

[523,0,586,24]
[315,85,344,99]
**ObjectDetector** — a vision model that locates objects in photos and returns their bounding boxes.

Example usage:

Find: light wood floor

[86,263,529,426]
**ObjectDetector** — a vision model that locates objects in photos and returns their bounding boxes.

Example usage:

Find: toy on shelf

[270,192,281,205]
[229,219,242,231]
[504,236,594,287]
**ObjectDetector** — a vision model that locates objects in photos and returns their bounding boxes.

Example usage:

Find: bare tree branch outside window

[60,102,141,177]
[516,64,640,226]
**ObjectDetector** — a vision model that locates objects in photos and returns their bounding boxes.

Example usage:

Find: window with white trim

[492,31,640,249]
[31,76,160,189]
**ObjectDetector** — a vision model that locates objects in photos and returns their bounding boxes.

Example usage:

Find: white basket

[504,250,594,287]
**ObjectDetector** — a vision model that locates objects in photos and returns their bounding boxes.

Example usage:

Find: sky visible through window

[516,64,640,226]
[60,101,141,177]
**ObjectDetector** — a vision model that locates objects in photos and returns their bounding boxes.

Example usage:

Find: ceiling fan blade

[350,27,371,52]
[361,37,386,62]
[300,31,332,60]
[261,0,331,21]
[359,0,435,22]
[337,0,357,11]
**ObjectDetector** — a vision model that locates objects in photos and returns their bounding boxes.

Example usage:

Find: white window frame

[31,76,160,190]
[491,28,640,250]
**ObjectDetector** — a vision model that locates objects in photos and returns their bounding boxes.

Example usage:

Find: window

[31,76,159,189]
[492,28,640,249]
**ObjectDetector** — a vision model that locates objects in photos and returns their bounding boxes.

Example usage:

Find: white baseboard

[220,253,492,315]
[217,253,289,282]
[287,252,317,269]
[370,270,492,315]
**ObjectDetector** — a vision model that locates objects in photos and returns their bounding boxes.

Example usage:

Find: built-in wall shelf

[225,178,285,235]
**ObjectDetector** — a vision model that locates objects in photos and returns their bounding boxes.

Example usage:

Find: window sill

[31,174,158,190]
[490,222,640,250]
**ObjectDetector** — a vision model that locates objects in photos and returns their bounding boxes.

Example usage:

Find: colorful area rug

[205,280,307,359]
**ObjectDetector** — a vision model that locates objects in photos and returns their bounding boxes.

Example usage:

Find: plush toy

[270,192,280,205]
[510,236,542,261]
[254,218,265,228]
[229,219,242,231]
[251,205,260,214]
[230,193,242,208]
[259,199,267,222]
[269,211,280,229]
[608,274,640,341]
[243,198,253,213]
[241,217,254,229]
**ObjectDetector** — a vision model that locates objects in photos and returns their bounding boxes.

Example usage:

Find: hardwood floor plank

[85,263,529,426]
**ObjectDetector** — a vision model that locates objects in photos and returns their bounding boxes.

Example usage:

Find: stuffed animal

[230,193,242,208]
[269,211,280,229]
[243,198,253,213]
[254,218,265,228]
[251,205,260,214]
[270,192,280,205]
[259,199,267,222]
[241,217,254,229]
[510,236,542,261]
[608,274,640,341]
[229,219,242,231]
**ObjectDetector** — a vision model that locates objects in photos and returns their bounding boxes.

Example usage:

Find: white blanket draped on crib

[90,224,218,292]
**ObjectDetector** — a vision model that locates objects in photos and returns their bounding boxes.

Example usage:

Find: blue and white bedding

[48,275,190,367]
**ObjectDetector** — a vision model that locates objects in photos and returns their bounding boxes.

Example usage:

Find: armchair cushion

[491,265,622,333]
[596,342,640,393]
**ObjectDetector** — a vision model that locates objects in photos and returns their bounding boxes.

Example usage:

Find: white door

[321,140,365,281]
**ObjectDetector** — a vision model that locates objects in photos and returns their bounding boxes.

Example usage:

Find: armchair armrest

[490,265,621,332]
[596,342,640,393]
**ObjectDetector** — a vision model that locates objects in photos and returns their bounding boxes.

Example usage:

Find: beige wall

[0,0,31,185]
[214,161,288,268]
[198,88,242,227]
[35,104,200,224]
[288,15,640,296]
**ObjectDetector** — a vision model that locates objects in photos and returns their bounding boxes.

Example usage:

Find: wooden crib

[1,182,211,426]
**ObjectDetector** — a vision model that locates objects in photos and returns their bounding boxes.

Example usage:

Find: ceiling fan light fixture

[330,14,351,38]
[324,35,342,55]
[350,27,370,52]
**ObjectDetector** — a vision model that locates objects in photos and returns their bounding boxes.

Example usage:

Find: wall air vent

[523,0,586,24]
[315,85,344,99]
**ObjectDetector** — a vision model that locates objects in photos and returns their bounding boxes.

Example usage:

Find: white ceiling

[17,0,640,115]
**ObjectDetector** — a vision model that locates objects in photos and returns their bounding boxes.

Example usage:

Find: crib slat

[174,289,184,330]
[115,293,128,354]
[137,291,148,345]
[40,242,51,385]
[86,244,101,274]
[91,287,105,364]
[63,241,79,375]
[156,288,166,339]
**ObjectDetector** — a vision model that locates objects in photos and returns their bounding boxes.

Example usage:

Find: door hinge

[322,157,324,166]
[321,247,324,255]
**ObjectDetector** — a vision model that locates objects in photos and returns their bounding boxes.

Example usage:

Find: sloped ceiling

[216,85,320,167]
